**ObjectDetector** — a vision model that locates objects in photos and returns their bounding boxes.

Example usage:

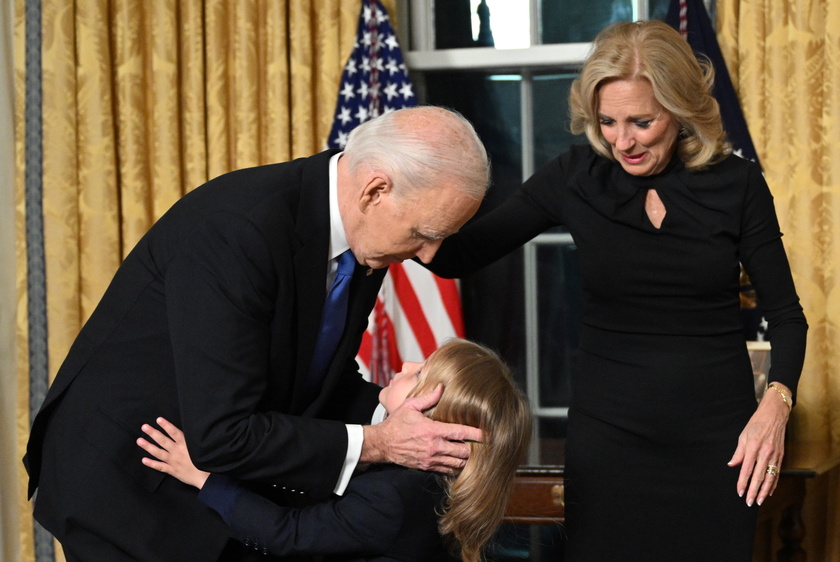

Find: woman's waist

[579,323,748,357]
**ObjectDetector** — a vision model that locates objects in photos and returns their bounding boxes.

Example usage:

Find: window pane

[434,1,529,49]
[535,241,580,410]
[489,523,566,560]
[649,0,672,21]
[424,72,523,191]
[429,0,674,50]
[533,73,585,169]
[541,0,634,43]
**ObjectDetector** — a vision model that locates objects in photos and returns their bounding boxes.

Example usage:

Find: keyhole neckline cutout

[645,188,667,229]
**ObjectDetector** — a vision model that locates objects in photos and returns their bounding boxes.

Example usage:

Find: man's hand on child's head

[361,384,483,474]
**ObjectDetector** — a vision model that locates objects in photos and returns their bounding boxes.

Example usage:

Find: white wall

[1,0,21,560]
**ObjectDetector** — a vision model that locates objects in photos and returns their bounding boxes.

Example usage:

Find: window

[400,0,670,466]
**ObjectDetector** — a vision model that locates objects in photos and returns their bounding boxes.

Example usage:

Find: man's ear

[358,172,393,212]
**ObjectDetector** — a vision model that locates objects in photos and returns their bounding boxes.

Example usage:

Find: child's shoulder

[352,464,444,499]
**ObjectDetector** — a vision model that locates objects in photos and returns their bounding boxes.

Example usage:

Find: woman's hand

[727,383,792,506]
[137,417,210,490]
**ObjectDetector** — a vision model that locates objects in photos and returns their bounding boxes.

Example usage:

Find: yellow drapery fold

[15,1,394,560]
[718,0,840,560]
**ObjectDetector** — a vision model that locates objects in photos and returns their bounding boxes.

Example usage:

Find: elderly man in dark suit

[24,106,489,562]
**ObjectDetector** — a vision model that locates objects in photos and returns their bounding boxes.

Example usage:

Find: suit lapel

[292,150,353,408]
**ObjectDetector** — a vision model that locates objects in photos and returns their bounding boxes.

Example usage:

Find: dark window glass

[649,0,672,21]
[533,73,584,168]
[434,1,498,49]
[535,241,580,411]
[541,0,633,43]
[424,72,523,191]
[432,0,675,50]
[489,522,566,560]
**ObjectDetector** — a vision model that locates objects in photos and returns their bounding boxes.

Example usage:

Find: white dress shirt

[327,153,383,495]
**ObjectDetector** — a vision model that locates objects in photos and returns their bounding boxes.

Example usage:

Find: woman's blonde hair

[406,339,532,562]
[569,19,730,170]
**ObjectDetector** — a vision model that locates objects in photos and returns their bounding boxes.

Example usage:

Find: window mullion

[409,0,433,51]
[633,0,650,21]
[530,0,540,46]
[521,72,534,180]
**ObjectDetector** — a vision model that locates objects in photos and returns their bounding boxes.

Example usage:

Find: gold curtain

[718,0,840,560]
[15,1,397,560]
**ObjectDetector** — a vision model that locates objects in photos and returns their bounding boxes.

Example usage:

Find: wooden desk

[505,465,566,525]
[504,440,839,561]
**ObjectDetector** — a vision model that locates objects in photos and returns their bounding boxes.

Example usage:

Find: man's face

[347,180,481,270]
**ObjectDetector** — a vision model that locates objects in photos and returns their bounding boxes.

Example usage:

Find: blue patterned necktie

[306,250,356,399]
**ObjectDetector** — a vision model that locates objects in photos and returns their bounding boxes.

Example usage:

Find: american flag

[327,0,466,386]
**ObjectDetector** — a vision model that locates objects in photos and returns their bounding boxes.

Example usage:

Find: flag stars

[337,107,352,125]
[385,34,399,50]
[334,130,350,148]
[355,105,370,123]
[340,82,355,100]
[399,82,414,100]
[358,82,370,99]
[383,82,398,101]
[326,1,414,154]
[370,33,385,52]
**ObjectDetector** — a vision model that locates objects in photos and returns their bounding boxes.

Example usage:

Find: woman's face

[597,78,680,176]
[379,361,424,413]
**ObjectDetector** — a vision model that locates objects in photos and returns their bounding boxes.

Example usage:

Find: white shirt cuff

[334,406,387,496]
[334,425,363,496]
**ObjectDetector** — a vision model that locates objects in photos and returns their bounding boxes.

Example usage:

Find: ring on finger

[766,464,779,477]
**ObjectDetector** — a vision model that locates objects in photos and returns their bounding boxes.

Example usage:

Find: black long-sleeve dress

[430,145,807,561]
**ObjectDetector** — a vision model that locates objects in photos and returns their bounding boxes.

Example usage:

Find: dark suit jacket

[199,465,459,562]
[24,150,386,561]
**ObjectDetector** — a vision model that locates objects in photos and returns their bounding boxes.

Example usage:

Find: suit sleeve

[198,472,409,557]
[166,212,349,497]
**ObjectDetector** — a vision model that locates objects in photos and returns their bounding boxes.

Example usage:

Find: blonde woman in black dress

[429,20,807,561]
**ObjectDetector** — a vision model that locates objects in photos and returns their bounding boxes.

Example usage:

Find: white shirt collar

[328,152,350,261]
